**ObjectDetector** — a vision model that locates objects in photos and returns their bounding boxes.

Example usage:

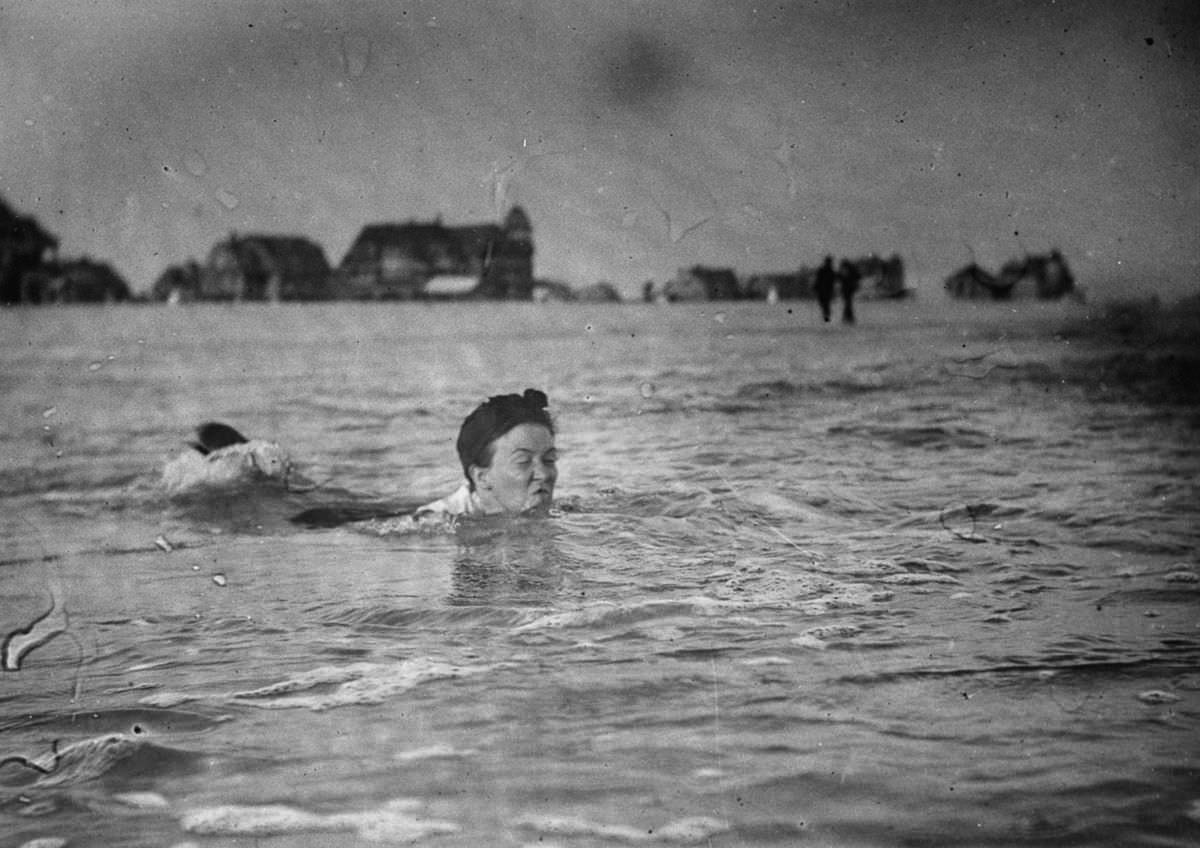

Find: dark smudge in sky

[596,30,689,112]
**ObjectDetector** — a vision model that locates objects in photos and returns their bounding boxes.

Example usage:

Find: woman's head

[457,389,557,513]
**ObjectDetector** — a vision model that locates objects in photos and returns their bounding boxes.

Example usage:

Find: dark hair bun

[522,388,548,408]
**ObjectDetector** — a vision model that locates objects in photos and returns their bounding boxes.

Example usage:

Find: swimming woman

[411,388,558,522]
[348,387,558,533]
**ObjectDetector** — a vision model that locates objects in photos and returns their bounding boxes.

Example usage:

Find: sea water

[0,299,1197,847]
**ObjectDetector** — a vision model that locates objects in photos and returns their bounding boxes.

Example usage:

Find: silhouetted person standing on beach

[838,258,861,324]
[814,255,836,322]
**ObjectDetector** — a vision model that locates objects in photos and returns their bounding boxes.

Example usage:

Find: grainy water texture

[1,300,1197,847]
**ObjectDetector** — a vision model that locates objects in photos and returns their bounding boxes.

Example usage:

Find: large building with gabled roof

[331,206,534,300]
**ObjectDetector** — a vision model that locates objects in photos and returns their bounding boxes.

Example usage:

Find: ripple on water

[0,706,230,737]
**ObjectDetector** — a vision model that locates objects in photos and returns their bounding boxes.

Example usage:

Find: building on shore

[740,270,814,301]
[853,253,908,299]
[331,206,534,300]
[648,265,741,302]
[945,250,1075,301]
[997,250,1075,300]
[741,254,907,302]
[533,279,622,302]
[196,233,332,301]
[649,253,907,304]
[152,260,202,304]
[21,257,131,304]
[944,262,1004,299]
[2,195,131,304]
[1,194,59,305]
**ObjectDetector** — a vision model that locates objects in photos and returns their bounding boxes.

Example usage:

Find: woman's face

[471,423,557,514]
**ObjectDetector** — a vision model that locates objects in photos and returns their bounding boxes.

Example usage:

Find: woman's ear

[469,464,489,491]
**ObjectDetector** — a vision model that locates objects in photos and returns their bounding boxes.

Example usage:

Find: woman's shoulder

[349,484,476,536]
[413,484,476,519]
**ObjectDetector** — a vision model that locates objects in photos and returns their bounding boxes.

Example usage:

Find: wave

[144,657,505,713]
[509,577,892,637]
[324,603,527,630]
[832,653,1200,688]
[0,733,202,790]
[826,422,996,449]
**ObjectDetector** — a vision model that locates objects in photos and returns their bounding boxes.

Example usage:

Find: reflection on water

[0,301,1198,846]
[450,521,567,607]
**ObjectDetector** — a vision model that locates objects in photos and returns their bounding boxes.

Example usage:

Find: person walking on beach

[814,255,836,322]
[838,258,861,324]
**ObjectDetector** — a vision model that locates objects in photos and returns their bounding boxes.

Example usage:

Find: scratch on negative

[2,586,69,672]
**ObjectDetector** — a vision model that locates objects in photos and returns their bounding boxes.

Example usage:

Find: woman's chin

[522,493,554,513]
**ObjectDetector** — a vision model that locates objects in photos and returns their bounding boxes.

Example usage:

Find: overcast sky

[2,0,1197,299]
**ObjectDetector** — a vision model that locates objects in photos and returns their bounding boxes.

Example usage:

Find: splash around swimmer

[161,389,558,529]
[161,421,304,497]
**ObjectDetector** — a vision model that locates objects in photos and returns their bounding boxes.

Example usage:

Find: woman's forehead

[497,422,555,449]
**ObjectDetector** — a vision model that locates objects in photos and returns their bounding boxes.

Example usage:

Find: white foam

[144,659,499,712]
[1137,690,1180,704]
[113,791,170,809]
[657,817,732,841]
[738,655,793,666]
[180,804,334,835]
[231,658,497,711]
[180,799,457,841]
[394,743,479,762]
[161,440,291,497]
[138,691,200,708]
[880,572,960,584]
[792,623,862,650]
[516,813,729,843]
[512,597,732,633]
[800,623,861,640]
[516,815,647,842]
[31,734,142,788]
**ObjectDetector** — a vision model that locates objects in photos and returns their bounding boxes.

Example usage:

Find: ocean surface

[1,298,1197,847]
